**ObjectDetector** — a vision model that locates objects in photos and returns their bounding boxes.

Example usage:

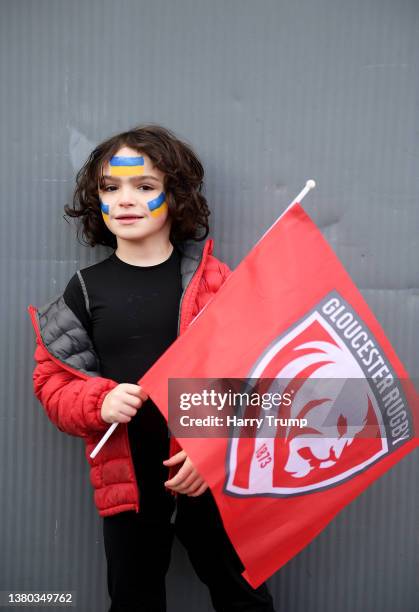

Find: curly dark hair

[64,124,210,248]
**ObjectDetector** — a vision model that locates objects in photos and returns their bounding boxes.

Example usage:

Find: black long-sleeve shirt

[63,247,182,517]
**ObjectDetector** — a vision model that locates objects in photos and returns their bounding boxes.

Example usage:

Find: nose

[114,198,136,218]
[116,181,137,205]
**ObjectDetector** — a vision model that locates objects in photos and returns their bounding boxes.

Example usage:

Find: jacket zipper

[176,240,211,336]
[28,303,141,514]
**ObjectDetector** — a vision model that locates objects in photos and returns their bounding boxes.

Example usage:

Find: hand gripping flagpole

[89,178,317,459]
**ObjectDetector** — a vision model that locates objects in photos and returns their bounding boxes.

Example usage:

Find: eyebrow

[101,174,160,182]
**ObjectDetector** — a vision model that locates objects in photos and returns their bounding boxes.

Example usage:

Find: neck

[115,233,174,267]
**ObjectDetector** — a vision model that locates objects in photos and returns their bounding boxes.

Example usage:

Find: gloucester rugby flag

[139,202,418,588]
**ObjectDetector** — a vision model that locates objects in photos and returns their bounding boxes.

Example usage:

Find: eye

[137,185,154,191]
[102,185,118,192]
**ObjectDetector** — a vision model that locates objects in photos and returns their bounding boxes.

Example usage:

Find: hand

[101,383,148,424]
[163,450,209,497]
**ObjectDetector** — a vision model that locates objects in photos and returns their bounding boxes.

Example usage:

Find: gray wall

[1,0,418,610]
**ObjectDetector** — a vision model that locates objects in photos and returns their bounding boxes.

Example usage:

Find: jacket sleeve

[32,338,119,438]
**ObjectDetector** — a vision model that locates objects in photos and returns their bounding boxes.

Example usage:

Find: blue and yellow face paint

[147,191,168,217]
[100,193,167,223]
[109,155,145,177]
[100,200,110,222]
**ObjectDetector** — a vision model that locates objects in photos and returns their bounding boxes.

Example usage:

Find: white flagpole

[253,179,316,249]
[90,178,317,459]
[291,179,316,205]
[90,422,118,459]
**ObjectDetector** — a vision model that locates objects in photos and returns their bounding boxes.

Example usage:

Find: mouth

[115,214,144,219]
[115,215,144,224]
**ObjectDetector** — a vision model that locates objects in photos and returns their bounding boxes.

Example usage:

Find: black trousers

[103,489,276,612]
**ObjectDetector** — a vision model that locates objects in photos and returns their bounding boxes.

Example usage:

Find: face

[98,146,170,242]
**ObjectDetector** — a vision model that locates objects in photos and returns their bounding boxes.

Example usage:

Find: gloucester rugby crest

[225,292,413,497]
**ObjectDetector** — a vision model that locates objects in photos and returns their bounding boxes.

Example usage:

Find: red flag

[139,203,419,588]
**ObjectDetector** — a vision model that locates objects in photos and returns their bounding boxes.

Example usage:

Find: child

[29,125,276,611]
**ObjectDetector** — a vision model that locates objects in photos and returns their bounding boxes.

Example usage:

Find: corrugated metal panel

[1,0,417,610]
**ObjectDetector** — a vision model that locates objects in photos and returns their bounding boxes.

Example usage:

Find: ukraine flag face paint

[109,155,145,177]
[100,194,167,222]
[147,191,168,217]
[100,200,110,222]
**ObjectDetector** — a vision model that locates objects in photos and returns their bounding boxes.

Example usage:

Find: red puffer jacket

[28,238,231,517]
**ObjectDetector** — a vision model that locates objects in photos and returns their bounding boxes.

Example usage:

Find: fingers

[164,460,195,489]
[162,450,187,466]
[108,405,138,424]
[120,385,148,410]
[162,452,207,495]
[187,481,209,497]
[116,413,133,424]
[175,474,203,493]
[120,383,149,401]
[166,471,208,495]
[123,394,143,409]
[166,472,204,494]
[101,383,149,425]
[119,405,138,418]
[108,397,141,423]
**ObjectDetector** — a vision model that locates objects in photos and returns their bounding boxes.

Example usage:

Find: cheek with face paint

[100,200,111,224]
[147,192,168,218]
[109,155,145,176]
